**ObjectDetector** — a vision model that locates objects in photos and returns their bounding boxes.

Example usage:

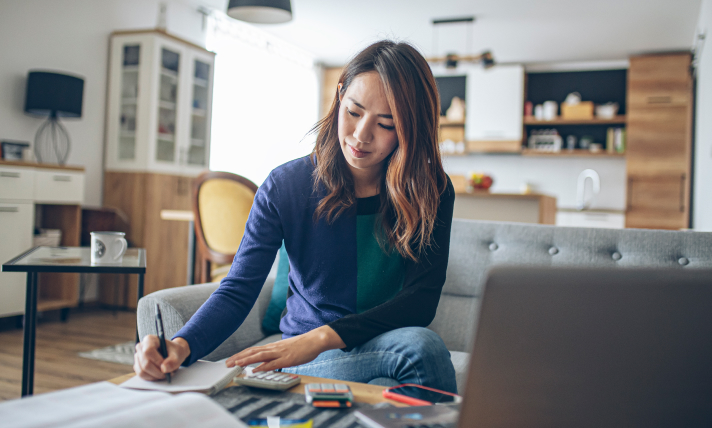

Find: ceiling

[194,0,702,66]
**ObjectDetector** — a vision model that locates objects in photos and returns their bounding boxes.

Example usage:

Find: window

[206,14,319,186]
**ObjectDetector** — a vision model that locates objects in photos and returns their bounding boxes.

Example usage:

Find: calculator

[304,383,353,408]
[234,370,301,391]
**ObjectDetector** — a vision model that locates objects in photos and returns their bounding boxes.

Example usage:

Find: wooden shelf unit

[521,149,625,158]
[36,204,81,313]
[523,115,627,125]
[441,146,626,158]
[439,117,465,126]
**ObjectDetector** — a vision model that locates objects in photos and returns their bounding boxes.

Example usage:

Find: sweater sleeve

[173,172,284,365]
[327,177,456,351]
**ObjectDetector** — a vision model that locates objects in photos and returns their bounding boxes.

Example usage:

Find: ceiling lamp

[428,16,495,69]
[227,0,292,24]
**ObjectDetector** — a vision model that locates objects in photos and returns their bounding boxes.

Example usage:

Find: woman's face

[338,71,398,177]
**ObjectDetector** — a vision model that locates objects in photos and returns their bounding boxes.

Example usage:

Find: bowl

[595,103,619,119]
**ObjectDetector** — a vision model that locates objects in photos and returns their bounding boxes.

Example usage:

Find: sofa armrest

[137,277,275,362]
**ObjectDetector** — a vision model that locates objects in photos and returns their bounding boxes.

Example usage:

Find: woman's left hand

[225,325,346,372]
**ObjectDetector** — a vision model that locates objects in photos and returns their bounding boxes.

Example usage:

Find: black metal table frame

[2,247,146,397]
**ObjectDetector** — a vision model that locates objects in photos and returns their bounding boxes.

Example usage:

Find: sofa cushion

[451,351,470,396]
[262,243,290,334]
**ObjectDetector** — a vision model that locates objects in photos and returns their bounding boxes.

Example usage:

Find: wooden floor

[0,309,136,401]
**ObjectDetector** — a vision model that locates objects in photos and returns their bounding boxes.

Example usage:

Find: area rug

[78,341,135,366]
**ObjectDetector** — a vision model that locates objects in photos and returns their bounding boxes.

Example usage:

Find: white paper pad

[0,382,246,428]
[120,359,242,395]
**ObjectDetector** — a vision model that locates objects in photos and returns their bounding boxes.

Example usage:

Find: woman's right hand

[134,335,191,381]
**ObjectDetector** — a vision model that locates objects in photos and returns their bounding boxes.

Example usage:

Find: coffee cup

[542,101,558,121]
[91,232,127,264]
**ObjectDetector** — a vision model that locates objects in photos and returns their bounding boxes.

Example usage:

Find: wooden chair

[192,171,258,284]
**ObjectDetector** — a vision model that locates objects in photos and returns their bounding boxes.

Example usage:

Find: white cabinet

[556,210,626,229]
[0,166,34,201]
[0,202,33,317]
[0,163,85,318]
[34,170,84,203]
[465,65,525,143]
[105,30,215,176]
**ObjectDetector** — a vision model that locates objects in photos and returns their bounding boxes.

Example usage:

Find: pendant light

[227,0,292,24]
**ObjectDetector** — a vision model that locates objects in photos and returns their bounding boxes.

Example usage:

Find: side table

[2,246,146,397]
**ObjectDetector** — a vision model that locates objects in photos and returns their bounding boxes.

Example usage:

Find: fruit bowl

[468,173,494,192]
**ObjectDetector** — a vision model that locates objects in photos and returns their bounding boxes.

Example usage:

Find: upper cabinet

[433,64,525,153]
[465,65,524,144]
[105,30,215,176]
[627,54,692,108]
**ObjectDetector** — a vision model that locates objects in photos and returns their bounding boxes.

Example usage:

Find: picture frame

[1,140,30,161]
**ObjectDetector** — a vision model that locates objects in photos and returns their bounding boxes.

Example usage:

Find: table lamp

[24,70,84,165]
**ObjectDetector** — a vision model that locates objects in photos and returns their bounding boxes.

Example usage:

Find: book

[355,405,459,428]
[0,381,246,428]
[120,359,243,395]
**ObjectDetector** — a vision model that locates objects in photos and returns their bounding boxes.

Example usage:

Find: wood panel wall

[102,172,193,308]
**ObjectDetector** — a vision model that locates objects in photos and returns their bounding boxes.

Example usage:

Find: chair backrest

[192,171,258,283]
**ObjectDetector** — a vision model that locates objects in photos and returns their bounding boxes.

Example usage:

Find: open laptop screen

[459,267,712,428]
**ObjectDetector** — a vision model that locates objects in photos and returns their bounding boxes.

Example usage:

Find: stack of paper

[1,382,246,428]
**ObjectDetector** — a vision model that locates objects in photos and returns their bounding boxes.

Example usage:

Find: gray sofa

[137,219,712,394]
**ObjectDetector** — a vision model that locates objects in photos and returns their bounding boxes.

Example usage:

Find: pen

[155,303,171,383]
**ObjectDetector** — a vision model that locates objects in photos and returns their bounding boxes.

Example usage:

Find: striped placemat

[212,385,380,428]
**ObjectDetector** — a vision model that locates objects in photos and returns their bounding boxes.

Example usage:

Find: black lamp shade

[25,71,84,118]
[227,0,292,24]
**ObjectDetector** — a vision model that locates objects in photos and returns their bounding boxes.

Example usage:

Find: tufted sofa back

[428,219,712,353]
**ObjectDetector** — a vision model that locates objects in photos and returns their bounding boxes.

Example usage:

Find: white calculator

[234,369,301,391]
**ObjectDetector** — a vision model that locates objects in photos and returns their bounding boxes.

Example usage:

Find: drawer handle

[0,207,19,213]
[0,172,21,178]
[53,175,72,182]
[647,96,672,104]
[680,174,686,212]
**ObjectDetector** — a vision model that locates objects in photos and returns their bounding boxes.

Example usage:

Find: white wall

[694,0,712,230]
[444,156,627,210]
[0,0,208,302]
[0,0,206,206]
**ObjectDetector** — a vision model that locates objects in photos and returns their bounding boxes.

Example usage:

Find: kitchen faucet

[576,169,600,210]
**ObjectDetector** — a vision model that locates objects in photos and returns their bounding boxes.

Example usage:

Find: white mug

[91,232,127,264]
[542,101,558,121]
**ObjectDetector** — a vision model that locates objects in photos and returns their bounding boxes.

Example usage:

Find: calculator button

[254,372,269,379]
[321,383,335,392]
[266,373,280,380]
[273,374,287,381]
[334,384,349,392]
[306,384,321,392]
[280,377,292,382]
[288,374,299,379]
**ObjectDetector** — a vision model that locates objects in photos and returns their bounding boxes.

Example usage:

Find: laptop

[357,267,712,428]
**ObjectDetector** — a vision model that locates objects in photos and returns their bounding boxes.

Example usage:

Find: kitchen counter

[454,191,557,224]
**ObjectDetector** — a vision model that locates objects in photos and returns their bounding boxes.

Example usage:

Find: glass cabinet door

[188,59,210,167]
[119,44,140,160]
[156,47,180,163]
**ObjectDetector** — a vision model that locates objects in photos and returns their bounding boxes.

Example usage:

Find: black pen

[155,303,171,383]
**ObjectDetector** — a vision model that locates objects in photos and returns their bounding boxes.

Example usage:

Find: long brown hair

[311,40,446,262]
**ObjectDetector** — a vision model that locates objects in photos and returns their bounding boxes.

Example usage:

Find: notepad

[121,359,243,395]
[1,382,246,428]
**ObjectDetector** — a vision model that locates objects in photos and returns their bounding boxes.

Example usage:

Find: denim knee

[388,327,451,364]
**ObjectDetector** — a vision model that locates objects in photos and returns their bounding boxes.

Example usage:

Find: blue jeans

[281,327,457,394]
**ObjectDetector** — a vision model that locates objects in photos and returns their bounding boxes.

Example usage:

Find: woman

[134,40,457,393]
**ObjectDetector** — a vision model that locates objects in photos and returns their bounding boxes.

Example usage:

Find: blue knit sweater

[175,156,455,365]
